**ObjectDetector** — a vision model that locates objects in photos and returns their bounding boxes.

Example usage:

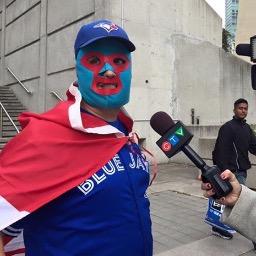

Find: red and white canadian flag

[0,83,133,231]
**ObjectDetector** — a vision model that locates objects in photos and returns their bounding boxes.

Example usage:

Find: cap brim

[79,36,136,53]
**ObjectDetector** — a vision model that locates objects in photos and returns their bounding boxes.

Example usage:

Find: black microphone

[150,111,233,199]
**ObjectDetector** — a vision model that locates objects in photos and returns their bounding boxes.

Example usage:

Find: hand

[201,170,242,206]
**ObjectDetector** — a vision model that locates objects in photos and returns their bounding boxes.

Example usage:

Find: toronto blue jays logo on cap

[93,22,119,33]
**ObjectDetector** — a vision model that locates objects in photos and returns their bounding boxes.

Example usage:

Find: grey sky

[205,0,225,26]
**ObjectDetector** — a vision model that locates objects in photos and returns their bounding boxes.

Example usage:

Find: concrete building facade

[235,0,256,56]
[0,0,255,163]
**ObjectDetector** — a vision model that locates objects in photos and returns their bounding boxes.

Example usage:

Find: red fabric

[0,99,131,213]
[2,235,12,245]
[3,235,25,256]
[5,248,25,256]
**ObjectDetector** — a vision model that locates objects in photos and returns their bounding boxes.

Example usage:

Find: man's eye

[88,56,100,65]
[113,58,126,65]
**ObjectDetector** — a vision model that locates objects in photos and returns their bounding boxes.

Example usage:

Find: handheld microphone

[150,111,233,199]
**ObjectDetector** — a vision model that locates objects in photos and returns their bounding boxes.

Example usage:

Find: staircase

[0,86,26,149]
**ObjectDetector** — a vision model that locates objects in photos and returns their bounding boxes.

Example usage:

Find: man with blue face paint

[0,20,153,256]
[76,38,132,109]
[75,19,135,118]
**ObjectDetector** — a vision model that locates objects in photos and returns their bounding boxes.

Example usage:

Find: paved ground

[149,163,255,256]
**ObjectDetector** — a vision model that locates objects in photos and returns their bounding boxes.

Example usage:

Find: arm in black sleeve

[249,127,256,155]
[214,124,234,171]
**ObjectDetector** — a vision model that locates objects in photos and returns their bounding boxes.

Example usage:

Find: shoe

[212,227,233,240]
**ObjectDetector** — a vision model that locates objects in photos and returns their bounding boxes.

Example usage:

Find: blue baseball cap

[74,19,136,57]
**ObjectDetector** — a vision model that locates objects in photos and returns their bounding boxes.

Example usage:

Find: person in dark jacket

[213,98,256,184]
[210,98,256,240]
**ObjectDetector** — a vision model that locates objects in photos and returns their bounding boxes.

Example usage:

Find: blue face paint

[76,38,132,109]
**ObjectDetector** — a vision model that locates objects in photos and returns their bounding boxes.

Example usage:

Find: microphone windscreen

[236,44,251,57]
[150,111,175,136]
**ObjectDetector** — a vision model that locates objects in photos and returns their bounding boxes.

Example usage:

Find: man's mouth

[97,83,118,90]
[92,77,122,95]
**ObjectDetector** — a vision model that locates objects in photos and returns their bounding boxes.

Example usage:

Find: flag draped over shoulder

[0,83,133,230]
[2,227,25,256]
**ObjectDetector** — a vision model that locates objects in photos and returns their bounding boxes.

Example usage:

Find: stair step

[2,115,23,120]
[2,107,25,111]
[2,131,19,137]
[0,90,16,92]
[2,109,25,113]
[0,90,11,93]
[0,92,16,95]
[2,122,21,126]
[0,99,23,103]
[1,100,24,104]
[2,122,21,127]
[0,99,19,102]
[1,104,25,108]
[2,114,22,119]
[0,137,10,142]
[0,138,11,150]
[0,95,19,98]
[0,142,9,150]
[2,126,21,131]
[2,116,19,121]
[1,102,25,105]
[3,121,20,126]
[0,95,18,98]
[0,87,27,142]
[1,105,24,108]
[0,97,18,100]
[0,87,11,91]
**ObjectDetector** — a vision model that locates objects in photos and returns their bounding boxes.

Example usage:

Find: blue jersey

[13,119,152,256]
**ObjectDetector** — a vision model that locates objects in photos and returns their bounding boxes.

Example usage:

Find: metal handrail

[50,91,63,101]
[0,101,20,137]
[6,67,33,95]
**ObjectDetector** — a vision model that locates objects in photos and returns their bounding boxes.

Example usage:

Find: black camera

[236,35,256,89]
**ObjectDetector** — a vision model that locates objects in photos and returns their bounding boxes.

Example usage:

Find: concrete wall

[0,0,104,112]
[0,0,255,165]
[174,35,256,125]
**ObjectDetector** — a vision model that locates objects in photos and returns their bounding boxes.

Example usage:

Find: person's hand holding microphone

[201,170,242,207]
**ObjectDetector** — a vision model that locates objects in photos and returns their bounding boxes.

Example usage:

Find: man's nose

[104,70,116,78]
[99,63,116,78]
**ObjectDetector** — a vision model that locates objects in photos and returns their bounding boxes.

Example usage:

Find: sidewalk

[149,163,255,256]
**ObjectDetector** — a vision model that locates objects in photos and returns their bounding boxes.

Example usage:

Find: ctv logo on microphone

[161,127,184,152]
[156,122,193,158]
[161,141,172,152]
[167,127,184,145]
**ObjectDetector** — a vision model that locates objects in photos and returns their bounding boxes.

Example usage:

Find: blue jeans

[234,170,247,185]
